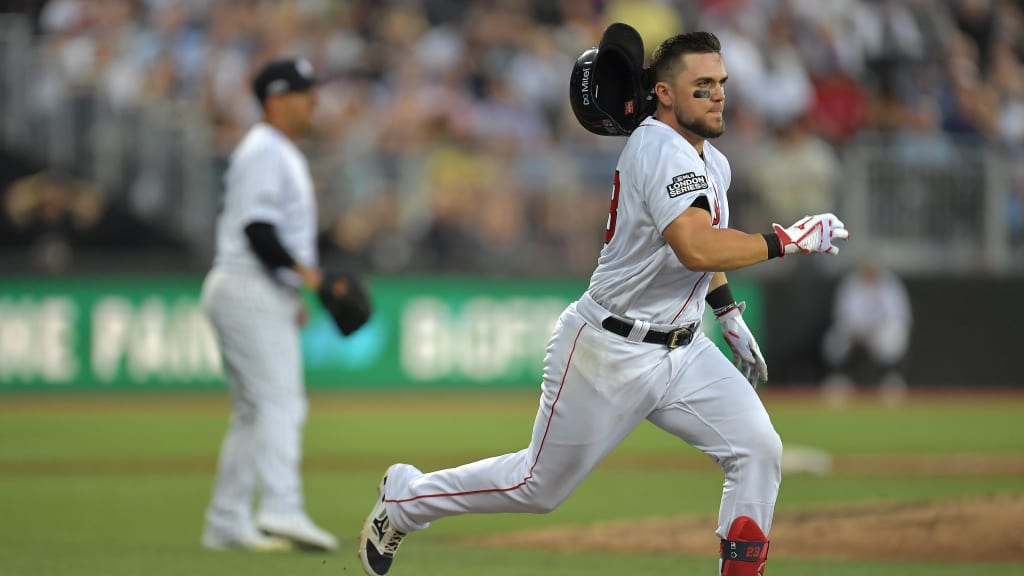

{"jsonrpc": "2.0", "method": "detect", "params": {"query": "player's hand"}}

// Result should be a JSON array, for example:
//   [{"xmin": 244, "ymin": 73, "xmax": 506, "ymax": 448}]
[
  {"xmin": 773, "ymin": 213, "xmax": 848, "ymax": 256},
  {"xmin": 293, "ymin": 264, "xmax": 324, "ymax": 291},
  {"xmin": 717, "ymin": 302, "xmax": 768, "ymax": 388}
]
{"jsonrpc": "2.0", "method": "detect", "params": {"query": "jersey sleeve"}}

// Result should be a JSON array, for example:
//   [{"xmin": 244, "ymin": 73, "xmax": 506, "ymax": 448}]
[
  {"xmin": 231, "ymin": 145, "xmax": 285, "ymax": 226},
  {"xmin": 643, "ymin": 142, "xmax": 713, "ymax": 234},
  {"xmin": 718, "ymin": 151, "xmax": 733, "ymax": 193}
]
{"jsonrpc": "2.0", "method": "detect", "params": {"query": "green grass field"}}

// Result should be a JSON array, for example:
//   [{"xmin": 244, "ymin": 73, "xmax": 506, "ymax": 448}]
[{"xmin": 1, "ymin": 389, "xmax": 1021, "ymax": 576}]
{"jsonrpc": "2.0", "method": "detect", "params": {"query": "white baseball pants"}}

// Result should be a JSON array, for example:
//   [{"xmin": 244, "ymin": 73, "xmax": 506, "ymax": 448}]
[
  {"xmin": 385, "ymin": 292, "xmax": 782, "ymax": 542},
  {"xmin": 200, "ymin": 266, "xmax": 309, "ymax": 533}
]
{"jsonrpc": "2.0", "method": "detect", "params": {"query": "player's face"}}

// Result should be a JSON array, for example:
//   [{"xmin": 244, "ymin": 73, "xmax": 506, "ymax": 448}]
[
  {"xmin": 671, "ymin": 53, "xmax": 728, "ymax": 139},
  {"xmin": 265, "ymin": 90, "xmax": 318, "ymax": 137},
  {"xmin": 273, "ymin": 90, "xmax": 317, "ymax": 134},
  {"xmin": 288, "ymin": 89, "xmax": 318, "ymax": 133}
]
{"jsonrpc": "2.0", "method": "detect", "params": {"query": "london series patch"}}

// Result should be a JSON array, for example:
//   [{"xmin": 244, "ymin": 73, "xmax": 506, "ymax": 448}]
[{"xmin": 666, "ymin": 172, "xmax": 709, "ymax": 198}]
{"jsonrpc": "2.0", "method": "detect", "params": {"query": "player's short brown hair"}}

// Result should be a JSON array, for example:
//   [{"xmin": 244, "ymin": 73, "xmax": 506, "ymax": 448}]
[{"xmin": 649, "ymin": 32, "xmax": 721, "ymax": 86}]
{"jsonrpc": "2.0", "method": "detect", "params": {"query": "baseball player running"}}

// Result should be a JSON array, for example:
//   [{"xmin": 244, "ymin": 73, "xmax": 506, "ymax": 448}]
[
  {"xmin": 200, "ymin": 57, "xmax": 338, "ymax": 552},
  {"xmin": 358, "ymin": 29, "xmax": 847, "ymax": 576}
]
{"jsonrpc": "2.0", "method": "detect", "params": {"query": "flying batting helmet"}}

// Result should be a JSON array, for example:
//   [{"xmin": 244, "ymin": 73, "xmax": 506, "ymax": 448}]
[{"xmin": 569, "ymin": 23, "xmax": 655, "ymax": 137}]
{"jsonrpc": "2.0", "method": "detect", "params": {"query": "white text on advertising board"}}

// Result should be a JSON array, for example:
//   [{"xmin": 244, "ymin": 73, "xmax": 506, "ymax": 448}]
[
  {"xmin": 400, "ymin": 297, "xmax": 567, "ymax": 382},
  {"xmin": 0, "ymin": 297, "xmax": 77, "ymax": 383}
]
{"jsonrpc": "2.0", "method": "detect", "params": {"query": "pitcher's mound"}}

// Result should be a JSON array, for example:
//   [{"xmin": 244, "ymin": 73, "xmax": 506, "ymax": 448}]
[{"xmin": 468, "ymin": 493, "xmax": 1024, "ymax": 563}]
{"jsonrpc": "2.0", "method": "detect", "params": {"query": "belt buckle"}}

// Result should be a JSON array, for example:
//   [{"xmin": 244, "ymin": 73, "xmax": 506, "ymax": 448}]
[{"xmin": 666, "ymin": 325, "xmax": 693, "ymax": 349}]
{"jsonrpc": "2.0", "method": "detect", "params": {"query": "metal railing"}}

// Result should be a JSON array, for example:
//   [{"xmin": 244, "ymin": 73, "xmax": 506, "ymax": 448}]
[
  {"xmin": 839, "ymin": 133, "xmax": 1019, "ymax": 275},
  {"xmin": 0, "ymin": 15, "xmax": 218, "ymax": 264}
]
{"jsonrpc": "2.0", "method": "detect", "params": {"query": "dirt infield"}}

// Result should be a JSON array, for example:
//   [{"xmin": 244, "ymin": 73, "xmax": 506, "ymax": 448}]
[{"xmin": 469, "ymin": 493, "xmax": 1024, "ymax": 563}]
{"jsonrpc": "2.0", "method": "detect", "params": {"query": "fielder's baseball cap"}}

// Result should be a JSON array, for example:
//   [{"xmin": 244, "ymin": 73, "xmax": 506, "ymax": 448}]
[{"xmin": 252, "ymin": 57, "xmax": 321, "ymax": 104}]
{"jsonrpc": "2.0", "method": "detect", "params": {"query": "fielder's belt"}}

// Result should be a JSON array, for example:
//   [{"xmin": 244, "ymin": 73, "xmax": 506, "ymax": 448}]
[{"xmin": 601, "ymin": 316, "xmax": 699, "ymax": 349}]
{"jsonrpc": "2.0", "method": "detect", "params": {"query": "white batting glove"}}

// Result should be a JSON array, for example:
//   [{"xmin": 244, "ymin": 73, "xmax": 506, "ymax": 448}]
[
  {"xmin": 773, "ymin": 213, "xmax": 849, "ymax": 256},
  {"xmin": 717, "ymin": 302, "xmax": 768, "ymax": 388}
]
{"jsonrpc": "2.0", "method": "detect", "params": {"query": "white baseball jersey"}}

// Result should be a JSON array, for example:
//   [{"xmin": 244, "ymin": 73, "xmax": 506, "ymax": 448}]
[
  {"xmin": 202, "ymin": 121, "xmax": 317, "ymax": 531},
  {"xmin": 588, "ymin": 117, "xmax": 731, "ymax": 326},
  {"xmin": 213, "ymin": 122, "xmax": 318, "ymax": 285},
  {"xmin": 381, "ymin": 116, "xmax": 781, "ymax": 550}
]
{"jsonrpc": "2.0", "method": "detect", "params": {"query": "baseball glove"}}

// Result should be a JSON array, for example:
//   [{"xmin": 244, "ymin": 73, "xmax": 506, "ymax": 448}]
[{"xmin": 318, "ymin": 269, "xmax": 372, "ymax": 336}]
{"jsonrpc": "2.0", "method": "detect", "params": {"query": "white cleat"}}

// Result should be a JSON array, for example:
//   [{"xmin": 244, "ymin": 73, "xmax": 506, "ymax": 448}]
[
  {"xmin": 257, "ymin": 513, "xmax": 339, "ymax": 552},
  {"xmin": 359, "ymin": 465, "xmax": 409, "ymax": 576},
  {"xmin": 201, "ymin": 526, "xmax": 292, "ymax": 552}
]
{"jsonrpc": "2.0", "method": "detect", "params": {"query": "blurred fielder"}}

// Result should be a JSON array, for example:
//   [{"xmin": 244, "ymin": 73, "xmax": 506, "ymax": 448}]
[
  {"xmin": 822, "ymin": 260, "xmax": 912, "ymax": 405},
  {"xmin": 200, "ymin": 57, "xmax": 352, "ymax": 553},
  {"xmin": 358, "ymin": 26, "xmax": 848, "ymax": 576}
]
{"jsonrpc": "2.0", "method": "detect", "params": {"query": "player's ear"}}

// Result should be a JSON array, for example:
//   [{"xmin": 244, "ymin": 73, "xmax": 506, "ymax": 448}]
[{"xmin": 654, "ymin": 81, "xmax": 674, "ymax": 107}]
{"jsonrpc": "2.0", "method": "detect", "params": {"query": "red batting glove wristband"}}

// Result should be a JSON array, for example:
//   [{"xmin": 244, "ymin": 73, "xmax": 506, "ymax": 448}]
[{"xmin": 772, "ymin": 222, "xmax": 799, "ymax": 255}]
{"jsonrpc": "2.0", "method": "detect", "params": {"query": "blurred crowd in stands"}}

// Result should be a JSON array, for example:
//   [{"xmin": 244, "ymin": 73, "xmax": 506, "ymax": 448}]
[{"xmin": 3, "ymin": 0, "xmax": 1023, "ymax": 275}]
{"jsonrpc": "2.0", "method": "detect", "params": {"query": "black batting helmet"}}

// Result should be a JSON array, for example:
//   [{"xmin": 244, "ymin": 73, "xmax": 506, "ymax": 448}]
[{"xmin": 569, "ymin": 23, "xmax": 655, "ymax": 137}]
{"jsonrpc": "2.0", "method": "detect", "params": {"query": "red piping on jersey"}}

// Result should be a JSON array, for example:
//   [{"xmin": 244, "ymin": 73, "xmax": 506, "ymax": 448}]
[
  {"xmin": 672, "ymin": 272, "xmax": 708, "ymax": 324},
  {"xmin": 710, "ymin": 181, "xmax": 722, "ymax": 226},
  {"xmin": 386, "ymin": 322, "xmax": 589, "ymax": 505}
]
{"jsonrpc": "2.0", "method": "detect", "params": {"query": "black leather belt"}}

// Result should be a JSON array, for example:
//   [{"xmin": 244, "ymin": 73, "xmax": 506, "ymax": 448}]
[{"xmin": 601, "ymin": 316, "xmax": 699, "ymax": 349}]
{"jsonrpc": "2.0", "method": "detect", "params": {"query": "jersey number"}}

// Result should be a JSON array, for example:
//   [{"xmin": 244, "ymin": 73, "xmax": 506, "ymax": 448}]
[{"xmin": 605, "ymin": 170, "xmax": 621, "ymax": 243}]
